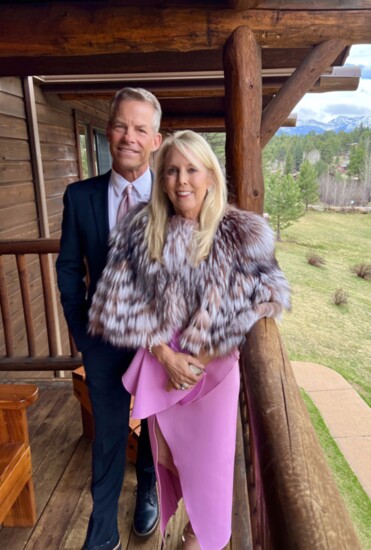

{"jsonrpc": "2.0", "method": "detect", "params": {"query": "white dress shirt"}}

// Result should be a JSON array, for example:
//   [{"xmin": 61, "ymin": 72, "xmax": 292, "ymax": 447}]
[{"xmin": 108, "ymin": 167, "xmax": 152, "ymax": 230}]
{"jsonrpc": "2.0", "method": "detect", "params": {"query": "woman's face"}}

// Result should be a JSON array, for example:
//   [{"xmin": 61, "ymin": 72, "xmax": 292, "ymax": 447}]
[{"xmin": 163, "ymin": 146, "xmax": 212, "ymax": 220}]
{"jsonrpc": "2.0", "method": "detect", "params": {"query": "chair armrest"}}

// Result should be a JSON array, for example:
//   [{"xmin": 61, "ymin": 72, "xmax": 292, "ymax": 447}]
[{"xmin": 0, "ymin": 384, "xmax": 39, "ymax": 410}]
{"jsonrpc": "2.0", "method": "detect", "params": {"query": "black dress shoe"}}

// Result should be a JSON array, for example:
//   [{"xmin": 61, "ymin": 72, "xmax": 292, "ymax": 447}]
[
  {"xmin": 82, "ymin": 533, "xmax": 121, "ymax": 550},
  {"xmin": 133, "ymin": 486, "xmax": 159, "ymax": 537}
]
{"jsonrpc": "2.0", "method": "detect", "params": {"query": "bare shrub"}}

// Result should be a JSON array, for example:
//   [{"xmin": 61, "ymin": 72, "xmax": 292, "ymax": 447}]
[
  {"xmin": 306, "ymin": 250, "xmax": 325, "ymax": 267},
  {"xmin": 332, "ymin": 288, "xmax": 348, "ymax": 306},
  {"xmin": 351, "ymin": 263, "xmax": 371, "ymax": 280}
]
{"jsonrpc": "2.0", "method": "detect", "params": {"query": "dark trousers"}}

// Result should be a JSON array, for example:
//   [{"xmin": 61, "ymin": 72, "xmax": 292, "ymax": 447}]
[{"xmin": 82, "ymin": 341, "xmax": 155, "ymax": 546}]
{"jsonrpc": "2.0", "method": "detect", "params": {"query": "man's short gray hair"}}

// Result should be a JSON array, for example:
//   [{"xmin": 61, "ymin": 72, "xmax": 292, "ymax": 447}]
[{"xmin": 108, "ymin": 87, "xmax": 162, "ymax": 132}]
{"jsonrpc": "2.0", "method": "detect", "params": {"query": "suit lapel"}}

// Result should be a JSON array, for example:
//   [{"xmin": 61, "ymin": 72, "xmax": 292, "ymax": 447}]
[{"xmin": 90, "ymin": 171, "xmax": 110, "ymax": 246}]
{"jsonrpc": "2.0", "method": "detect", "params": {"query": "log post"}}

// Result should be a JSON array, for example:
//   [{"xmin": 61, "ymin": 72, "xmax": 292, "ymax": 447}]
[{"xmin": 223, "ymin": 26, "xmax": 263, "ymax": 213}]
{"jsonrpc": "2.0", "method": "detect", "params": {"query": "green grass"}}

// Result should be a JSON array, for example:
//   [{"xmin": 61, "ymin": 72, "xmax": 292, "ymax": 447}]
[
  {"xmin": 276, "ymin": 211, "xmax": 371, "ymax": 406},
  {"xmin": 301, "ymin": 390, "xmax": 371, "ymax": 549}
]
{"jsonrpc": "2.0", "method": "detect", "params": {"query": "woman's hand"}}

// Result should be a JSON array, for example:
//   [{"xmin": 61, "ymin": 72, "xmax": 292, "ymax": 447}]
[{"xmin": 151, "ymin": 343, "xmax": 204, "ymax": 392}]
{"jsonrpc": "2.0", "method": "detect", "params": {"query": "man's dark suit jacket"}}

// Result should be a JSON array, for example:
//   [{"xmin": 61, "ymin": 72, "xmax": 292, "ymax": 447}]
[{"xmin": 56, "ymin": 170, "xmax": 112, "ymax": 352}]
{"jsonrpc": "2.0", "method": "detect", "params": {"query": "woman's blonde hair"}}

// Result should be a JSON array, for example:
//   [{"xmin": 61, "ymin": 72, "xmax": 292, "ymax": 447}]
[{"xmin": 143, "ymin": 130, "xmax": 227, "ymax": 265}]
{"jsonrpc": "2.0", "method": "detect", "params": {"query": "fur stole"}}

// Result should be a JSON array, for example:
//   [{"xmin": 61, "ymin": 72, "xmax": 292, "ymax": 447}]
[{"xmin": 88, "ymin": 205, "xmax": 290, "ymax": 356}]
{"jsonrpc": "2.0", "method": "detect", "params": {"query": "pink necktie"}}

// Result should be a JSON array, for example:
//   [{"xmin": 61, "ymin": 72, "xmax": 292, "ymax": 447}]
[{"xmin": 116, "ymin": 184, "xmax": 135, "ymax": 224}]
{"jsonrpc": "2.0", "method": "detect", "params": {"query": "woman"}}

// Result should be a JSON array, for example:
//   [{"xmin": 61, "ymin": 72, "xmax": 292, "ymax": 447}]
[{"xmin": 89, "ymin": 130, "xmax": 290, "ymax": 550}]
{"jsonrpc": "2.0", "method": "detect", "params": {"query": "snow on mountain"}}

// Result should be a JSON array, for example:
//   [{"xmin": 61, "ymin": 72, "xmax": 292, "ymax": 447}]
[{"xmin": 277, "ymin": 115, "xmax": 371, "ymax": 136}]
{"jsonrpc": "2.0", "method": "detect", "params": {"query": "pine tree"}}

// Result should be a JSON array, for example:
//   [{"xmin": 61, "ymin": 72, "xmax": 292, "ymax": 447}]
[
  {"xmin": 284, "ymin": 149, "xmax": 294, "ymax": 175},
  {"xmin": 297, "ymin": 160, "xmax": 319, "ymax": 211},
  {"xmin": 348, "ymin": 143, "xmax": 365, "ymax": 178},
  {"xmin": 265, "ymin": 173, "xmax": 303, "ymax": 241}
]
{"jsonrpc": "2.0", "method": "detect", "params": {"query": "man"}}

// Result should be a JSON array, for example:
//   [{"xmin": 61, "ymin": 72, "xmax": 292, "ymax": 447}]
[{"xmin": 56, "ymin": 88, "xmax": 162, "ymax": 550}]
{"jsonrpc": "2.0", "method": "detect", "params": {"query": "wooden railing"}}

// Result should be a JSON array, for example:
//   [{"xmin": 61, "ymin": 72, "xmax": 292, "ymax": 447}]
[
  {"xmin": 240, "ymin": 319, "xmax": 362, "ymax": 550},
  {"xmin": 0, "ymin": 239, "xmax": 363, "ymax": 549},
  {"xmin": 0, "ymin": 239, "xmax": 81, "ymax": 371}
]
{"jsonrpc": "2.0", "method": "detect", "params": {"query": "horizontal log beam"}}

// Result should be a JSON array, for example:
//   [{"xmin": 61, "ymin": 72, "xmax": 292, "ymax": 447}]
[
  {"xmin": 0, "ymin": 7, "xmax": 370, "ymax": 60},
  {"xmin": 0, "ymin": 49, "xmax": 349, "ymax": 78},
  {"xmin": 43, "ymin": 66, "xmax": 359, "ymax": 99},
  {"xmin": 0, "ymin": 357, "xmax": 82, "ymax": 371},
  {"xmin": 0, "ymin": 239, "xmax": 60, "ymax": 255},
  {"xmin": 229, "ymin": 0, "xmax": 262, "ymax": 9},
  {"xmin": 258, "ymin": 1, "xmax": 370, "ymax": 8},
  {"xmin": 160, "ymin": 114, "xmax": 297, "ymax": 131}
]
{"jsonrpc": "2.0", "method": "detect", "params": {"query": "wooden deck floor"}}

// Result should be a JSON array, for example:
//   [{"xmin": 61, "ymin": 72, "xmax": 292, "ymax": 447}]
[{"xmin": 0, "ymin": 380, "xmax": 252, "ymax": 550}]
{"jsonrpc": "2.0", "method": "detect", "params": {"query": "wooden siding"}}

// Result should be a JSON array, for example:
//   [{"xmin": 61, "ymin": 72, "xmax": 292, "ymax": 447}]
[
  {"xmin": 0, "ymin": 77, "xmax": 110, "ymax": 361},
  {"xmin": 33, "ymin": 85, "xmax": 79, "ymax": 239},
  {"xmin": 0, "ymin": 78, "xmax": 38, "ymax": 241}
]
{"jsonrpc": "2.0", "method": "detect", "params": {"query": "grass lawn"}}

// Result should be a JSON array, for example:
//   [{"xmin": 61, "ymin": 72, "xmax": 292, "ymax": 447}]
[
  {"xmin": 302, "ymin": 390, "xmax": 371, "ymax": 549},
  {"xmin": 275, "ymin": 210, "xmax": 371, "ymax": 406}
]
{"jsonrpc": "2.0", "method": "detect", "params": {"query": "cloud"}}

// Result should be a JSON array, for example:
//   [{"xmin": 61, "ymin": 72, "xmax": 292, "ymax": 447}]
[
  {"xmin": 324, "ymin": 102, "xmax": 371, "ymax": 117},
  {"xmin": 295, "ymin": 44, "xmax": 371, "ymax": 123},
  {"xmin": 346, "ymin": 45, "xmax": 371, "ymax": 68}
]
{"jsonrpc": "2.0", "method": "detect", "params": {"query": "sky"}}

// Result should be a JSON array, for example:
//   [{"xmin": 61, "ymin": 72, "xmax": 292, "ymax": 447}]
[{"xmin": 295, "ymin": 45, "xmax": 371, "ymax": 124}]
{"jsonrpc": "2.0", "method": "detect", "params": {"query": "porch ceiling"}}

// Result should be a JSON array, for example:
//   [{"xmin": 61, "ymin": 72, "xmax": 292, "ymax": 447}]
[{"xmin": 0, "ymin": 1, "xmax": 370, "ymax": 124}]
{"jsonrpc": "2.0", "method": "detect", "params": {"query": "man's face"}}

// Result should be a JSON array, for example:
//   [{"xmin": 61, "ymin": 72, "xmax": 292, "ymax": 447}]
[{"xmin": 106, "ymin": 99, "xmax": 162, "ymax": 181}]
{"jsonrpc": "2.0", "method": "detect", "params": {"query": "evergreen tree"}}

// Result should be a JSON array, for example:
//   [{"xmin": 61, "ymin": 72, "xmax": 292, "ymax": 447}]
[
  {"xmin": 265, "ymin": 173, "xmax": 303, "ymax": 241},
  {"xmin": 297, "ymin": 160, "xmax": 319, "ymax": 211},
  {"xmin": 284, "ymin": 149, "xmax": 294, "ymax": 175},
  {"xmin": 348, "ymin": 143, "xmax": 365, "ymax": 178},
  {"xmin": 292, "ymin": 139, "xmax": 304, "ymax": 171},
  {"xmin": 200, "ymin": 132, "xmax": 225, "ymax": 168}
]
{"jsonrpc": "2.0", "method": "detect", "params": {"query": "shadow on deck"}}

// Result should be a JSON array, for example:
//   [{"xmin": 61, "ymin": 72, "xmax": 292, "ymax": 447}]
[{"xmin": 0, "ymin": 380, "xmax": 252, "ymax": 550}]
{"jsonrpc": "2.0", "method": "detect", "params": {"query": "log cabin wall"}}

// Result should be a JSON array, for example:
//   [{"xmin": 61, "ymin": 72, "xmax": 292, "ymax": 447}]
[
  {"xmin": 0, "ymin": 77, "xmax": 43, "ymax": 358},
  {"xmin": 0, "ymin": 77, "xmax": 38, "ymax": 241},
  {"xmin": 0, "ymin": 77, "xmax": 110, "ymax": 361},
  {"xmin": 33, "ymin": 84, "xmax": 79, "ymax": 238}
]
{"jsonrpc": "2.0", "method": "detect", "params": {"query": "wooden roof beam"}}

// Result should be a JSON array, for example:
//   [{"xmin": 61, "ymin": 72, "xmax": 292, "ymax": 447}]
[
  {"xmin": 160, "ymin": 114, "xmax": 297, "ymax": 131},
  {"xmin": 260, "ymin": 39, "xmax": 348, "ymax": 148},
  {"xmin": 40, "ymin": 65, "xmax": 360, "ymax": 99},
  {"xmin": 0, "ymin": 6, "xmax": 370, "ymax": 57},
  {"xmin": 0, "ymin": 49, "xmax": 349, "ymax": 77},
  {"xmin": 228, "ymin": 0, "xmax": 262, "ymax": 9}
]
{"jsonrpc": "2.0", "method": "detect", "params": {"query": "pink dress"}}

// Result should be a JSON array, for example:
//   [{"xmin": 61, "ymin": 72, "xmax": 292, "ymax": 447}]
[{"xmin": 122, "ymin": 337, "xmax": 240, "ymax": 550}]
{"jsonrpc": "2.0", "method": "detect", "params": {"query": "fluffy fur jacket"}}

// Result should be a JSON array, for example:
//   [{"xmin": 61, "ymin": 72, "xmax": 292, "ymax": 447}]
[{"xmin": 89, "ymin": 205, "xmax": 291, "ymax": 356}]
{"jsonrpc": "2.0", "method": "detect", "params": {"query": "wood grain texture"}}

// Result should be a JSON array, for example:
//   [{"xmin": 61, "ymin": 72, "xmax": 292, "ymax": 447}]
[
  {"xmin": 0, "ymin": 6, "xmax": 370, "ymax": 61},
  {"xmin": 0, "ymin": 383, "xmax": 38, "ymax": 527},
  {"xmin": 229, "ymin": 0, "xmax": 262, "ymax": 8},
  {"xmin": 16, "ymin": 255, "xmax": 36, "ymax": 357},
  {"xmin": 223, "ymin": 26, "xmax": 264, "ymax": 213},
  {"xmin": 240, "ymin": 318, "xmax": 362, "ymax": 550}
]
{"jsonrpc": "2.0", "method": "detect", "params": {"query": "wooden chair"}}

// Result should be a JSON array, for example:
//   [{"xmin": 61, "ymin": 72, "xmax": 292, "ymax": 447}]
[
  {"xmin": 0, "ymin": 383, "xmax": 38, "ymax": 526},
  {"xmin": 72, "ymin": 367, "xmax": 141, "ymax": 464}
]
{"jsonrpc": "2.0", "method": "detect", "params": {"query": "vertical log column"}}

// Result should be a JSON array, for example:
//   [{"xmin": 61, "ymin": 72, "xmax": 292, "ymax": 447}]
[
  {"xmin": 223, "ymin": 25, "xmax": 265, "ymax": 549},
  {"xmin": 223, "ymin": 26, "xmax": 263, "ymax": 213}
]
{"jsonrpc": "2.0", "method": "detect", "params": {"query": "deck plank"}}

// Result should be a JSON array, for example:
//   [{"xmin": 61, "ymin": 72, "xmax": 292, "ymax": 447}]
[
  {"xmin": 0, "ymin": 381, "xmax": 251, "ymax": 550},
  {"xmin": 0, "ymin": 386, "xmax": 83, "ymax": 549},
  {"xmin": 24, "ymin": 437, "xmax": 91, "ymax": 549}
]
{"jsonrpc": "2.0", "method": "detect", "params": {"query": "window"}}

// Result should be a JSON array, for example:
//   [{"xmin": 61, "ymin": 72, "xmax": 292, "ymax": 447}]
[
  {"xmin": 76, "ymin": 117, "xmax": 111, "ymax": 178},
  {"xmin": 78, "ymin": 124, "xmax": 92, "ymax": 179},
  {"xmin": 94, "ymin": 130, "xmax": 111, "ymax": 174}
]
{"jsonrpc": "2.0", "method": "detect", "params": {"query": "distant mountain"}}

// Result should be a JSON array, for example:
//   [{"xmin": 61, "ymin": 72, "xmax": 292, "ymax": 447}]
[{"xmin": 278, "ymin": 115, "xmax": 371, "ymax": 136}]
